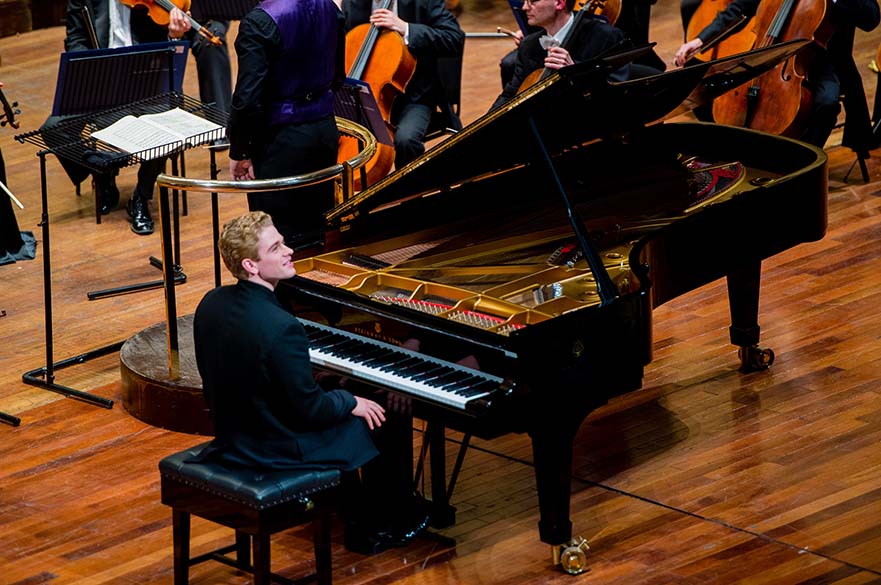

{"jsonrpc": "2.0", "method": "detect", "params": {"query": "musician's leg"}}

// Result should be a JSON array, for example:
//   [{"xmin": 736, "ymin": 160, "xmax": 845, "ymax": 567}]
[
  {"xmin": 40, "ymin": 114, "xmax": 119, "ymax": 213},
  {"xmin": 801, "ymin": 60, "xmax": 841, "ymax": 149},
  {"xmin": 391, "ymin": 98, "xmax": 432, "ymax": 169},
  {"xmin": 0, "ymin": 146, "xmax": 25, "ymax": 256},
  {"xmin": 248, "ymin": 119, "xmax": 337, "ymax": 245},
  {"xmin": 191, "ymin": 21, "xmax": 232, "ymax": 116},
  {"xmin": 126, "ymin": 158, "xmax": 165, "ymax": 235}
]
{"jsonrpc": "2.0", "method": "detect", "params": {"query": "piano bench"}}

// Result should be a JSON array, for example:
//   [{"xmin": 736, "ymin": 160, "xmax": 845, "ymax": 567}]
[{"xmin": 159, "ymin": 441, "xmax": 340, "ymax": 585}]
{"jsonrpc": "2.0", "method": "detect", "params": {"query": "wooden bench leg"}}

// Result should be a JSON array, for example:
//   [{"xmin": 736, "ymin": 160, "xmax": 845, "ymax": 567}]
[
  {"xmin": 172, "ymin": 509, "xmax": 191, "ymax": 585},
  {"xmin": 313, "ymin": 509, "xmax": 332, "ymax": 585},
  {"xmin": 252, "ymin": 533, "xmax": 271, "ymax": 585},
  {"xmin": 235, "ymin": 531, "xmax": 250, "ymax": 570}
]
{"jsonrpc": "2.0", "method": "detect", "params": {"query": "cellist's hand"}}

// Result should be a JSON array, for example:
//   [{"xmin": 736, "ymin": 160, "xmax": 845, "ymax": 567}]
[
  {"xmin": 167, "ymin": 7, "xmax": 191, "ymax": 38},
  {"xmin": 544, "ymin": 46, "xmax": 574, "ymax": 70},
  {"xmin": 369, "ymin": 8, "xmax": 407, "ymax": 36},
  {"xmin": 674, "ymin": 38, "xmax": 703, "ymax": 68}
]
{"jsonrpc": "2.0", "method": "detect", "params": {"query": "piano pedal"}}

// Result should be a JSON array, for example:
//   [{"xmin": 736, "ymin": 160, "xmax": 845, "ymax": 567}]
[
  {"xmin": 737, "ymin": 344, "xmax": 775, "ymax": 372},
  {"xmin": 552, "ymin": 537, "xmax": 590, "ymax": 575}
]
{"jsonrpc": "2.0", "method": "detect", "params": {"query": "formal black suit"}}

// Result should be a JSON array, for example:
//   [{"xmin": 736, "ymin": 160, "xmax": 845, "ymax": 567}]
[
  {"xmin": 492, "ymin": 15, "xmax": 629, "ymax": 110},
  {"xmin": 344, "ymin": 0, "xmax": 465, "ymax": 167},
  {"xmin": 696, "ymin": 0, "xmax": 880, "ymax": 150},
  {"xmin": 193, "ymin": 280, "xmax": 379, "ymax": 471}
]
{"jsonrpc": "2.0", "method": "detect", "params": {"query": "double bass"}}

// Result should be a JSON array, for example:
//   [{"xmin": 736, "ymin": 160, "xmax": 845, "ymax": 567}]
[
  {"xmin": 338, "ymin": 0, "xmax": 416, "ymax": 190},
  {"xmin": 711, "ymin": 0, "xmax": 832, "ymax": 136}
]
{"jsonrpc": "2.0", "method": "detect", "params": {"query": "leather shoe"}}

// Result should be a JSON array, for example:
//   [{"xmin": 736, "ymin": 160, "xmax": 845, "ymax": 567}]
[
  {"xmin": 344, "ymin": 526, "xmax": 413, "ymax": 555},
  {"xmin": 126, "ymin": 193, "xmax": 153, "ymax": 235},
  {"xmin": 93, "ymin": 173, "xmax": 119, "ymax": 215}
]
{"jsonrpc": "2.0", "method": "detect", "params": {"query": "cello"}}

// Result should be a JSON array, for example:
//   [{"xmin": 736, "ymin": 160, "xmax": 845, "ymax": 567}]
[
  {"xmin": 711, "ymin": 0, "xmax": 832, "ymax": 136},
  {"xmin": 684, "ymin": 0, "xmax": 754, "ymax": 62},
  {"xmin": 338, "ymin": 0, "xmax": 416, "ymax": 190},
  {"xmin": 516, "ymin": 0, "xmax": 618, "ymax": 94}
]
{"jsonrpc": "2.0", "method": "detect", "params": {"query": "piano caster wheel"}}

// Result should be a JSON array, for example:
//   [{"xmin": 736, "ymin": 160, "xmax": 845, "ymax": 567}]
[
  {"xmin": 738, "ymin": 345, "xmax": 775, "ymax": 372},
  {"xmin": 552, "ymin": 537, "xmax": 590, "ymax": 575}
]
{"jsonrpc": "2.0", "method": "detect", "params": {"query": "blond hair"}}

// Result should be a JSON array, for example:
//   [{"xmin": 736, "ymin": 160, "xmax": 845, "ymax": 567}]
[{"xmin": 218, "ymin": 211, "xmax": 274, "ymax": 280}]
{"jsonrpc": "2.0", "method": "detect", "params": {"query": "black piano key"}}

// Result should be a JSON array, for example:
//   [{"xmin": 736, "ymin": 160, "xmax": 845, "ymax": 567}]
[
  {"xmin": 426, "ymin": 371, "xmax": 469, "ymax": 387},
  {"xmin": 384, "ymin": 360, "xmax": 432, "ymax": 375},
  {"xmin": 411, "ymin": 366, "xmax": 453, "ymax": 382}
]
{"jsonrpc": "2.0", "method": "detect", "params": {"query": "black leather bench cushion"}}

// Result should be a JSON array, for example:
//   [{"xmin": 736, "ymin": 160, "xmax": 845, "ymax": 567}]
[{"xmin": 159, "ymin": 442, "xmax": 341, "ymax": 510}]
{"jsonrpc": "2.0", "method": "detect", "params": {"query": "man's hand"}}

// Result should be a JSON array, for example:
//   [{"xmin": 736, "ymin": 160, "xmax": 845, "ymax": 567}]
[
  {"xmin": 230, "ymin": 157, "xmax": 255, "ymax": 180},
  {"xmin": 512, "ymin": 29, "xmax": 524, "ymax": 48},
  {"xmin": 674, "ymin": 38, "xmax": 703, "ymax": 68},
  {"xmin": 352, "ymin": 396, "xmax": 386, "ymax": 430},
  {"xmin": 543, "ymin": 46, "xmax": 574, "ymax": 70},
  {"xmin": 369, "ymin": 8, "xmax": 407, "ymax": 36},
  {"xmin": 167, "ymin": 8, "xmax": 192, "ymax": 38}
]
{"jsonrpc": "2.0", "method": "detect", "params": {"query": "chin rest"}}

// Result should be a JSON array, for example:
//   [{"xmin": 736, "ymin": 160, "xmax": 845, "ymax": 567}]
[{"xmin": 159, "ymin": 441, "xmax": 340, "ymax": 585}]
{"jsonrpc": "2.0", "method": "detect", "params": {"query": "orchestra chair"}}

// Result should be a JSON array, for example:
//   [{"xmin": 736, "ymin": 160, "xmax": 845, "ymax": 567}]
[
  {"xmin": 424, "ymin": 53, "xmax": 463, "ymax": 142},
  {"xmin": 159, "ymin": 442, "xmax": 340, "ymax": 585}
]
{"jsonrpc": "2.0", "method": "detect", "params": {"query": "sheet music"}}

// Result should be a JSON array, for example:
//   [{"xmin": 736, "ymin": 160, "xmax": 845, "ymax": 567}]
[{"xmin": 90, "ymin": 107, "xmax": 223, "ymax": 159}]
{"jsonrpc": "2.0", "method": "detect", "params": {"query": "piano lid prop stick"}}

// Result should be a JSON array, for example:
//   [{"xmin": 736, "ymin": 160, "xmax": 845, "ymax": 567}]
[{"xmin": 0, "ymin": 179, "xmax": 24, "ymax": 210}]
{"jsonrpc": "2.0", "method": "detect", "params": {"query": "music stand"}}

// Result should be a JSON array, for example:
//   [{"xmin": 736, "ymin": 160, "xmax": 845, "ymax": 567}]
[
  {"xmin": 15, "ymin": 44, "xmax": 227, "ymax": 411},
  {"xmin": 334, "ymin": 78, "xmax": 392, "ymax": 188},
  {"xmin": 189, "ymin": 0, "xmax": 259, "ymax": 21}
]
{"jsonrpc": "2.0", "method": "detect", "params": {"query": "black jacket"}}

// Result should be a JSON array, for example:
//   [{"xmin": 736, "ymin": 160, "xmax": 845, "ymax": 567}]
[{"xmin": 193, "ymin": 280, "xmax": 378, "ymax": 470}]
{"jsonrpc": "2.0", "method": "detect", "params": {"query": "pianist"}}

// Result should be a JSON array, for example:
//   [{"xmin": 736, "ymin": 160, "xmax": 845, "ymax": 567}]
[
  {"xmin": 491, "ymin": 0, "xmax": 630, "ymax": 110},
  {"xmin": 192, "ymin": 211, "xmax": 426, "ymax": 554}
]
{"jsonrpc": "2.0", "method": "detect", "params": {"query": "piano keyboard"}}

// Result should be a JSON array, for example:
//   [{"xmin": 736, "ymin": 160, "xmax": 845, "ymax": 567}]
[{"xmin": 301, "ymin": 319, "xmax": 506, "ymax": 411}]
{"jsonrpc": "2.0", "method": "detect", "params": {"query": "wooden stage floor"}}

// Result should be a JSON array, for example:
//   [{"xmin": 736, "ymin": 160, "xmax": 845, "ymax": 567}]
[{"xmin": 2, "ymin": 0, "xmax": 881, "ymax": 582}]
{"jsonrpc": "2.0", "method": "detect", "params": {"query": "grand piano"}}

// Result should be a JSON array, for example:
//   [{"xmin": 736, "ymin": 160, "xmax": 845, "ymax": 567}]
[{"xmin": 277, "ymin": 41, "xmax": 828, "ymax": 571}]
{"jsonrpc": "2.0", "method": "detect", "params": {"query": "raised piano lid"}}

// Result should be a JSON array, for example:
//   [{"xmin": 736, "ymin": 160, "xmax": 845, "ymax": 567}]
[{"xmin": 326, "ymin": 39, "xmax": 810, "ymax": 226}]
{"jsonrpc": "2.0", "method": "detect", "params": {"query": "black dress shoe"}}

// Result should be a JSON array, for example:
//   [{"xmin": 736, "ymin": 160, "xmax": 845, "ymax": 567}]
[
  {"xmin": 126, "ymin": 194, "xmax": 153, "ymax": 235},
  {"xmin": 344, "ymin": 527, "xmax": 413, "ymax": 555},
  {"xmin": 93, "ymin": 173, "xmax": 119, "ymax": 215}
]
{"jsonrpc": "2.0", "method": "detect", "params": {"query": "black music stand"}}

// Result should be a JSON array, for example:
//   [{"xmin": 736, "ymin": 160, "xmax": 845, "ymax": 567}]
[
  {"xmin": 15, "ymin": 45, "xmax": 226, "ymax": 411},
  {"xmin": 189, "ymin": 0, "xmax": 259, "ymax": 21},
  {"xmin": 334, "ymin": 79, "xmax": 392, "ymax": 188}
]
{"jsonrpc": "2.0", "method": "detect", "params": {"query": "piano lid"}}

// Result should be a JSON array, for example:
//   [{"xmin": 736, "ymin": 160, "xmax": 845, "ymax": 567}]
[{"xmin": 327, "ymin": 39, "xmax": 809, "ymax": 225}]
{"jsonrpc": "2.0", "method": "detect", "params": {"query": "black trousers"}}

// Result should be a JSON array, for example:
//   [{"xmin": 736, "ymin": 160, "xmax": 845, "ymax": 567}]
[{"xmin": 248, "ymin": 116, "xmax": 339, "ymax": 245}]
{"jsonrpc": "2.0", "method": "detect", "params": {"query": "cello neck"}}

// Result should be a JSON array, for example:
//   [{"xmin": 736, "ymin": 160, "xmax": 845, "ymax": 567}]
[
  {"xmin": 349, "ymin": 0, "xmax": 395, "ymax": 79},
  {"xmin": 760, "ymin": 0, "xmax": 798, "ymax": 47}
]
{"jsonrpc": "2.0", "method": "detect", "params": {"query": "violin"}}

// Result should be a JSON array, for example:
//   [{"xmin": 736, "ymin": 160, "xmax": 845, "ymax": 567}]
[
  {"xmin": 118, "ymin": 0, "xmax": 223, "ymax": 46},
  {"xmin": 338, "ymin": 0, "xmax": 416, "ymax": 189},
  {"xmin": 711, "ymin": 0, "xmax": 831, "ymax": 136},
  {"xmin": 0, "ymin": 87, "xmax": 20, "ymax": 130}
]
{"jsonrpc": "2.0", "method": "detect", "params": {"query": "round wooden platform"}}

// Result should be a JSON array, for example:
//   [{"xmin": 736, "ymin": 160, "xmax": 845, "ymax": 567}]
[{"xmin": 120, "ymin": 315, "xmax": 213, "ymax": 435}]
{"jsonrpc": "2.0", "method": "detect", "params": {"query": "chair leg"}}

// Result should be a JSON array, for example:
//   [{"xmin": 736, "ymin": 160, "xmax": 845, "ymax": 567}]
[
  {"xmin": 313, "ymin": 509, "xmax": 333, "ymax": 585},
  {"xmin": 235, "ymin": 530, "xmax": 251, "ymax": 570},
  {"xmin": 252, "ymin": 532, "xmax": 271, "ymax": 585},
  {"xmin": 172, "ymin": 509, "xmax": 191, "ymax": 585}
]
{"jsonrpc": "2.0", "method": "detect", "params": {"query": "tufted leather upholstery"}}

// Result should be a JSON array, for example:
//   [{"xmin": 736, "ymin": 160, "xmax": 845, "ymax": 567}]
[
  {"xmin": 158, "ymin": 441, "xmax": 341, "ymax": 510},
  {"xmin": 159, "ymin": 441, "xmax": 339, "ymax": 584}
]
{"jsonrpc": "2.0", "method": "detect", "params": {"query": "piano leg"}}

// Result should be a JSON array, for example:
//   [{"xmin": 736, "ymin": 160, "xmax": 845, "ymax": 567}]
[
  {"xmin": 530, "ymin": 423, "xmax": 592, "ymax": 574},
  {"xmin": 426, "ymin": 421, "xmax": 457, "ymax": 528},
  {"xmin": 727, "ymin": 261, "xmax": 775, "ymax": 371}
]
